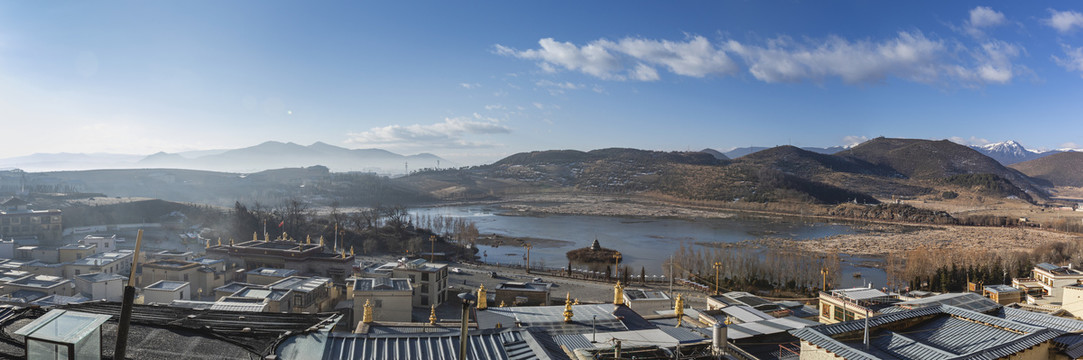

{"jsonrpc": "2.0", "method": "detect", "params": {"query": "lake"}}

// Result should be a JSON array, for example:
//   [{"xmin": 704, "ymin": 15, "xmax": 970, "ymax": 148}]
[{"xmin": 412, "ymin": 205, "xmax": 888, "ymax": 289}]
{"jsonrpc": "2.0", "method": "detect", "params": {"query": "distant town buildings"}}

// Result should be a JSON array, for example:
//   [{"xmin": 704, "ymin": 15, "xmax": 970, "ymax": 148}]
[
  {"xmin": 204, "ymin": 237, "xmax": 354, "ymax": 283},
  {"xmin": 0, "ymin": 198, "xmax": 61, "ymax": 245}
]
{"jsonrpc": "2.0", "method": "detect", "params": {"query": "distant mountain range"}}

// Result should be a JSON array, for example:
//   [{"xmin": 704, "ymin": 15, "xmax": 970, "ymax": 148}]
[
  {"xmin": 1010, "ymin": 152, "xmax": 1083, "ymax": 188},
  {"xmin": 723, "ymin": 139, "xmax": 1077, "ymax": 166},
  {"xmin": 0, "ymin": 142, "xmax": 450, "ymax": 174},
  {"xmin": 723, "ymin": 146, "xmax": 848, "ymax": 159}
]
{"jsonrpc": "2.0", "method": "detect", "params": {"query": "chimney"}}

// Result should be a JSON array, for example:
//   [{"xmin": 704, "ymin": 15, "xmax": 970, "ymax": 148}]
[{"xmin": 712, "ymin": 322, "xmax": 728, "ymax": 355}]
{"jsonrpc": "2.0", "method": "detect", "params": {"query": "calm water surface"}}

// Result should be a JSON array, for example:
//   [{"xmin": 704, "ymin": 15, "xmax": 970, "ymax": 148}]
[{"xmin": 412, "ymin": 205, "xmax": 888, "ymax": 288}]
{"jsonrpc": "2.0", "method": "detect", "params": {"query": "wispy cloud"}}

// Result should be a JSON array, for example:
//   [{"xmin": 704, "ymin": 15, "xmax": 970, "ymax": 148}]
[
  {"xmin": 495, "ymin": 35, "xmax": 737, "ymax": 81},
  {"xmin": 948, "ymin": 136, "xmax": 991, "ymax": 146},
  {"xmin": 460, "ymin": 83, "xmax": 481, "ymax": 89},
  {"xmin": 499, "ymin": 28, "xmax": 1023, "ymax": 87},
  {"xmin": 963, "ymin": 6, "xmax": 1006, "ymax": 38},
  {"xmin": 495, "ymin": 39, "xmax": 623, "ymax": 79},
  {"xmin": 606, "ymin": 35, "xmax": 739, "ymax": 77},
  {"xmin": 1045, "ymin": 9, "xmax": 1083, "ymax": 33},
  {"xmin": 842, "ymin": 136, "xmax": 869, "ymax": 147},
  {"xmin": 1053, "ymin": 44, "xmax": 1083, "ymax": 76},
  {"xmin": 535, "ymin": 80, "xmax": 583, "ymax": 95},
  {"xmin": 346, "ymin": 117, "xmax": 510, "ymax": 149}
]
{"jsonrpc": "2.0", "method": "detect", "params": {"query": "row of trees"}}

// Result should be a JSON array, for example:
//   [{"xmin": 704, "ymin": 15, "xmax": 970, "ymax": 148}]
[
  {"xmin": 230, "ymin": 201, "xmax": 482, "ymax": 259},
  {"xmin": 665, "ymin": 243, "xmax": 841, "ymax": 294}
]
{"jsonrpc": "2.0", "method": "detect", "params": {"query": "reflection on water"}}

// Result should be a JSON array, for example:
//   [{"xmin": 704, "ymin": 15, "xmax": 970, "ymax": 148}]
[{"xmin": 413, "ymin": 205, "xmax": 890, "ymax": 288}]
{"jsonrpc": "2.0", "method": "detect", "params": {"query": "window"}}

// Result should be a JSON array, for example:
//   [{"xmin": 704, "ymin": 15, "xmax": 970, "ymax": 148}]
[
  {"xmin": 422, "ymin": 273, "xmax": 429, "ymax": 282},
  {"xmin": 421, "ymin": 296, "xmax": 429, "ymax": 306},
  {"xmin": 821, "ymin": 304, "xmax": 831, "ymax": 318},
  {"xmin": 834, "ymin": 306, "xmax": 845, "ymax": 321},
  {"xmin": 421, "ymin": 284, "xmax": 429, "ymax": 293},
  {"xmin": 374, "ymin": 299, "xmax": 383, "ymax": 308}
]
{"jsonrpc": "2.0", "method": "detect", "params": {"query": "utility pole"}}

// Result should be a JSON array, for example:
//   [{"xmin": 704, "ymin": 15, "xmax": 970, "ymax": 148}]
[
  {"xmin": 430, "ymin": 235, "xmax": 436, "ymax": 263},
  {"xmin": 612, "ymin": 251, "xmax": 622, "ymax": 282},
  {"xmin": 115, "ymin": 229, "xmax": 145, "ymax": 360},
  {"xmin": 669, "ymin": 256, "xmax": 674, "ymax": 294},
  {"xmin": 821, "ymin": 267, "xmax": 829, "ymax": 292},
  {"xmin": 524, "ymin": 243, "xmax": 532, "ymax": 274},
  {"xmin": 713, "ymin": 262, "xmax": 723, "ymax": 295}
]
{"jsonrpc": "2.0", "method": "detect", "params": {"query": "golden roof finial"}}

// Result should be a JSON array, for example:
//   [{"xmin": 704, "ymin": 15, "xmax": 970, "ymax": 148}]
[
  {"xmin": 500, "ymin": 300, "xmax": 506, "ymax": 307},
  {"xmin": 216, "ymin": 237, "xmax": 221, "ymax": 247},
  {"xmin": 229, "ymin": 238, "xmax": 234, "ymax": 246},
  {"xmin": 253, "ymin": 232, "xmax": 258, "ymax": 242},
  {"xmin": 428, "ymin": 304, "xmax": 438, "ymax": 325},
  {"xmin": 306, "ymin": 235, "xmax": 311, "ymax": 244},
  {"xmin": 675, "ymin": 293, "xmax": 685, "ymax": 327},
  {"xmin": 319, "ymin": 236, "xmax": 324, "ymax": 247},
  {"xmin": 477, "ymin": 284, "xmax": 488, "ymax": 310},
  {"xmin": 362, "ymin": 299, "xmax": 374, "ymax": 324},
  {"xmin": 350, "ymin": 246, "xmax": 355, "ymax": 257},
  {"xmin": 563, "ymin": 292, "xmax": 574, "ymax": 323},
  {"xmin": 614, "ymin": 280, "xmax": 625, "ymax": 305}
]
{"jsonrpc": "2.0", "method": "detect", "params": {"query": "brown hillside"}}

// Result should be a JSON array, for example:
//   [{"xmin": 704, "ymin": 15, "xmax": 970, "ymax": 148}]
[{"xmin": 1011, "ymin": 152, "xmax": 1083, "ymax": 187}]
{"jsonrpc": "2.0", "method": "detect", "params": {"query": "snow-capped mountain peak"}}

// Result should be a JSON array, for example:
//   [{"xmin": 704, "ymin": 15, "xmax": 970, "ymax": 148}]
[{"xmin": 979, "ymin": 140, "xmax": 1037, "ymax": 156}]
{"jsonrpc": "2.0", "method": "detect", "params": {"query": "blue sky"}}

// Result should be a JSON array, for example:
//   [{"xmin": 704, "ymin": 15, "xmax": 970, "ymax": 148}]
[{"xmin": 2, "ymin": 1, "xmax": 1083, "ymax": 165}]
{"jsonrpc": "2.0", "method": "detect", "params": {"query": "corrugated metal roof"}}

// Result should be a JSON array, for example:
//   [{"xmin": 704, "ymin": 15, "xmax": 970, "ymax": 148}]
[
  {"xmin": 790, "ymin": 305, "xmax": 1067, "ymax": 360},
  {"xmin": 320, "ymin": 328, "xmax": 555, "ymax": 360},
  {"xmin": 866, "ymin": 331, "xmax": 956, "ymax": 360},
  {"xmin": 995, "ymin": 307, "xmax": 1083, "ymax": 332}
]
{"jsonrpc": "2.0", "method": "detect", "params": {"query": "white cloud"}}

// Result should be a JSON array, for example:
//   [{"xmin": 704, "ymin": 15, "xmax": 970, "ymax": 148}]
[
  {"xmin": 607, "ymin": 35, "xmax": 739, "ymax": 77},
  {"xmin": 966, "ymin": 40, "xmax": 1023, "ymax": 84},
  {"xmin": 495, "ymin": 39, "xmax": 623, "ymax": 79},
  {"xmin": 1053, "ymin": 44, "xmax": 1083, "ymax": 76},
  {"xmin": 631, "ymin": 63, "xmax": 660, "ymax": 81},
  {"xmin": 535, "ymin": 80, "xmax": 584, "ymax": 95},
  {"xmin": 460, "ymin": 83, "xmax": 481, "ymax": 89},
  {"xmin": 948, "ymin": 136, "xmax": 991, "ymax": 146},
  {"xmin": 532, "ymin": 102, "xmax": 544, "ymax": 109},
  {"xmin": 535, "ymin": 80, "xmax": 582, "ymax": 90},
  {"xmin": 842, "ymin": 136, "xmax": 869, "ymax": 147},
  {"xmin": 1046, "ymin": 9, "xmax": 1083, "ymax": 34},
  {"xmin": 346, "ymin": 117, "xmax": 510, "ymax": 149},
  {"xmin": 1060, "ymin": 142, "xmax": 1082, "ymax": 150},
  {"xmin": 963, "ymin": 6, "xmax": 1006, "ymax": 37},
  {"xmin": 725, "ymin": 32, "xmax": 944, "ymax": 84},
  {"xmin": 496, "ymin": 35, "xmax": 737, "ymax": 81},
  {"xmin": 484, "ymin": 104, "xmax": 505, "ymax": 110},
  {"xmin": 726, "ymin": 32, "xmax": 1024, "ymax": 86}
]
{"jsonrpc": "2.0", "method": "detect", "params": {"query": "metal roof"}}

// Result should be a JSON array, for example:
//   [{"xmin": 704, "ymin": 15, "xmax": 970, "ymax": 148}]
[
  {"xmin": 270, "ymin": 276, "xmax": 330, "ymax": 293},
  {"xmin": 994, "ymin": 307, "xmax": 1083, "ymax": 332},
  {"xmin": 146, "ymin": 280, "xmax": 187, "ymax": 291},
  {"xmin": 727, "ymin": 317, "xmax": 819, "ymax": 340},
  {"xmin": 315, "ymin": 328, "xmax": 555, "ymax": 360},
  {"xmin": 353, "ymin": 277, "xmax": 412, "ymax": 291},
  {"xmin": 248, "ymin": 267, "xmax": 298, "ymax": 277},
  {"xmin": 718, "ymin": 304, "xmax": 774, "ymax": 323},
  {"xmin": 210, "ymin": 301, "xmax": 269, "ymax": 312},
  {"xmin": 983, "ymin": 284, "xmax": 1020, "ymax": 293},
  {"xmin": 832, "ymin": 287, "xmax": 891, "ymax": 301},
  {"xmin": 75, "ymin": 272, "xmax": 127, "ymax": 283},
  {"xmin": 790, "ymin": 305, "xmax": 1066, "ymax": 360},
  {"xmin": 895, "ymin": 292, "xmax": 1000, "ymax": 313}
]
